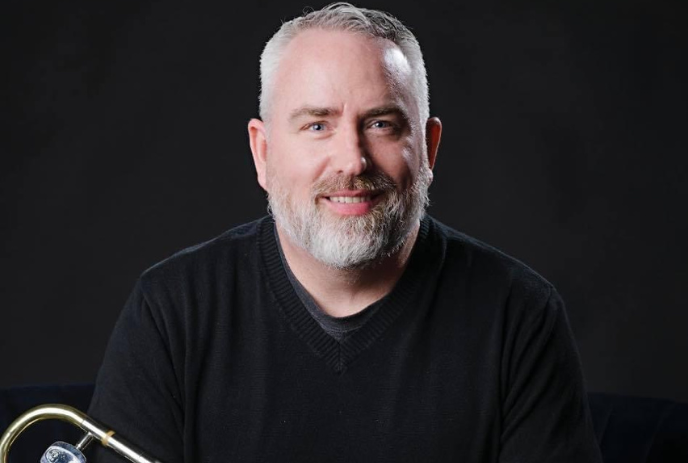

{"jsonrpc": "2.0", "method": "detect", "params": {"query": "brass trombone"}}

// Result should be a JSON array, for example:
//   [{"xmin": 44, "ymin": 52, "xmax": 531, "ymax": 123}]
[{"xmin": 0, "ymin": 404, "xmax": 162, "ymax": 462}]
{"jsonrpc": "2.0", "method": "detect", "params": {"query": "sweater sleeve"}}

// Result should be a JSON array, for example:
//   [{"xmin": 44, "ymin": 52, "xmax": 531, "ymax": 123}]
[
  {"xmin": 87, "ymin": 277, "xmax": 184, "ymax": 463},
  {"xmin": 499, "ymin": 285, "xmax": 602, "ymax": 462}
]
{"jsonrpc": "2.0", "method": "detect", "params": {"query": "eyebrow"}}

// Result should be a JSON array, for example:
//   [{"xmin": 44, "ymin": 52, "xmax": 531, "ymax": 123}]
[
  {"xmin": 362, "ymin": 104, "xmax": 409, "ymax": 122},
  {"xmin": 288, "ymin": 106, "xmax": 339, "ymax": 122}
]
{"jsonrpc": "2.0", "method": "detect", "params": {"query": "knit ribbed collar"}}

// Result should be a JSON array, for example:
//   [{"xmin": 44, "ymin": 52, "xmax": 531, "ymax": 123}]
[{"xmin": 258, "ymin": 215, "xmax": 441, "ymax": 373}]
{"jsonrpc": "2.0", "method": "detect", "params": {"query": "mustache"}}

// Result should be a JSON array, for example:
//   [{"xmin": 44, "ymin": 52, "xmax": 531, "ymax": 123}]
[{"xmin": 311, "ymin": 172, "xmax": 397, "ymax": 197}]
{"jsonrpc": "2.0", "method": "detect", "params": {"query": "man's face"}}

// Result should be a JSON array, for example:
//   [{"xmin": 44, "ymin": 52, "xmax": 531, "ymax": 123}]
[{"xmin": 252, "ymin": 29, "xmax": 436, "ymax": 269}]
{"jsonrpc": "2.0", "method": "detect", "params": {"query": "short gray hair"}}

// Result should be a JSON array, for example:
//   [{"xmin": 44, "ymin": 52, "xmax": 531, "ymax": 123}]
[{"xmin": 259, "ymin": 2, "xmax": 429, "ymax": 125}]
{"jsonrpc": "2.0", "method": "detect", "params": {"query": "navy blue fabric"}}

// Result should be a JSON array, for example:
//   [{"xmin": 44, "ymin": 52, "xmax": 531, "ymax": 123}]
[
  {"xmin": 588, "ymin": 393, "xmax": 688, "ymax": 462},
  {"xmin": 1, "ymin": 385, "xmax": 687, "ymax": 462}
]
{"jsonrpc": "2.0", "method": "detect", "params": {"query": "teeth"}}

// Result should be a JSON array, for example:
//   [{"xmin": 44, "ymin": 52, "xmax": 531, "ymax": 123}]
[{"xmin": 329, "ymin": 196, "xmax": 371, "ymax": 204}]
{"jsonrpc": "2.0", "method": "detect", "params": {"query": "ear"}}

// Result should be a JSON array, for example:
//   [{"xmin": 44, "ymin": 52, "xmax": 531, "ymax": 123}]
[
  {"xmin": 248, "ymin": 118, "xmax": 268, "ymax": 191},
  {"xmin": 425, "ymin": 117, "xmax": 442, "ymax": 170}
]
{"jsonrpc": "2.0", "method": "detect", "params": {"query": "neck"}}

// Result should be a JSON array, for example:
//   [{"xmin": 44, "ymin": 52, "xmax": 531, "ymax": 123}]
[{"xmin": 276, "ymin": 223, "xmax": 420, "ymax": 318}]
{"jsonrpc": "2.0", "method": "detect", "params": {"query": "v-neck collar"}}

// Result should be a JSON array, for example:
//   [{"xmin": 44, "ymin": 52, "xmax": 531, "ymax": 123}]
[{"xmin": 258, "ymin": 216, "xmax": 440, "ymax": 373}]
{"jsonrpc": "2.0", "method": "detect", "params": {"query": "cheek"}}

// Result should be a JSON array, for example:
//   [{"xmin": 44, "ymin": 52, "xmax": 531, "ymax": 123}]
[
  {"xmin": 265, "ymin": 141, "xmax": 327, "ymax": 194},
  {"xmin": 400, "ymin": 149, "xmax": 420, "ymax": 187},
  {"xmin": 401, "ymin": 134, "xmax": 427, "ymax": 180},
  {"xmin": 379, "ymin": 143, "xmax": 420, "ymax": 189}
]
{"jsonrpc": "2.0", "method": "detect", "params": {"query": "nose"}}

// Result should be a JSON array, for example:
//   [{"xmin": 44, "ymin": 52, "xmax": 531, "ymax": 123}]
[{"xmin": 330, "ymin": 124, "xmax": 369, "ymax": 177}]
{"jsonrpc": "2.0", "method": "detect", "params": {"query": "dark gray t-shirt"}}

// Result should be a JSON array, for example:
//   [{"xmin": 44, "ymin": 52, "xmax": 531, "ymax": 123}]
[{"xmin": 275, "ymin": 229, "xmax": 384, "ymax": 342}]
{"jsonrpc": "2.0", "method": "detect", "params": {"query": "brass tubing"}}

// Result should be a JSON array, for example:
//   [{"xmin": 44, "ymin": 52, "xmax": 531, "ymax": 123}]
[{"xmin": 0, "ymin": 404, "xmax": 162, "ymax": 463}]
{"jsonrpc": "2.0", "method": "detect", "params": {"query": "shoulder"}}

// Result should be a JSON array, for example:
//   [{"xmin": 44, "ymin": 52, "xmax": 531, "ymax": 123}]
[
  {"xmin": 427, "ymin": 216, "xmax": 555, "ymax": 306},
  {"xmin": 138, "ymin": 217, "xmax": 270, "ymax": 294}
]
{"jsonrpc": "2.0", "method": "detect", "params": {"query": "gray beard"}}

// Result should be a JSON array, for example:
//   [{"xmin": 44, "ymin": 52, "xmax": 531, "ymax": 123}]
[{"xmin": 267, "ymin": 168, "xmax": 431, "ymax": 270}]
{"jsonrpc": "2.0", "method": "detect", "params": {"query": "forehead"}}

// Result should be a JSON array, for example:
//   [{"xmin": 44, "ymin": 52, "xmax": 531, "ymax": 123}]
[{"xmin": 272, "ymin": 29, "xmax": 414, "ymax": 114}]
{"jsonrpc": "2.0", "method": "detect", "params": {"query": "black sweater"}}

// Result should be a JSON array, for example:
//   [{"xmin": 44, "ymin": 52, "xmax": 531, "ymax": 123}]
[{"xmin": 89, "ymin": 216, "xmax": 602, "ymax": 462}]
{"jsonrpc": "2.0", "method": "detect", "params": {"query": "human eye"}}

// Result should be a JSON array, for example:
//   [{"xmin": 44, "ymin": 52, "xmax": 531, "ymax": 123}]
[
  {"xmin": 368, "ymin": 119, "xmax": 399, "ymax": 133},
  {"xmin": 305, "ymin": 122, "xmax": 327, "ymax": 132}
]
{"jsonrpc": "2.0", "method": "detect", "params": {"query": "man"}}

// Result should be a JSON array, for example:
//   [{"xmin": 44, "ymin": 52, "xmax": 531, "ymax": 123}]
[{"xmin": 89, "ymin": 3, "xmax": 602, "ymax": 462}]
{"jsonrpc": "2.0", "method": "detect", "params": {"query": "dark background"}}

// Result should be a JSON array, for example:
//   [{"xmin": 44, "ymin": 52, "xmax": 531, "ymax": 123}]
[{"xmin": 2, "ymin": 0, "xmax": 686, "ymax": 401}]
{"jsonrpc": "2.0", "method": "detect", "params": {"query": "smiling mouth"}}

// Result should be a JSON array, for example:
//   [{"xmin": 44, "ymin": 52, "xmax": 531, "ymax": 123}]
[
  {"xmin": 327, "ymin": 195, "xmax": 373, "ymax": 204},
  {"xmin": 317, "ymin": 190, "xmax": 385, "ymax": 216}
]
